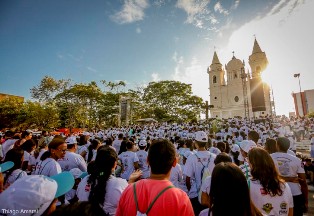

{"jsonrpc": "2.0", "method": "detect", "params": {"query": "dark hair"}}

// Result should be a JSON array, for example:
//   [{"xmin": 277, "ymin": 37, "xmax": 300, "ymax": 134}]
[
  {"xmin": 3, "ymin": 148, "xmax": 24, "ymax": 185},
  {"xmin": 216, "ymin": 142, "xmax": 226, "ymax": 152},
  {"xmin": 210, "ymin": 162, "xmax": 262, "ymax": 216},
  {"xmin": 88, "ymin": 147, "xmax": 117, "ymax": 207},
  {"xmin": 20, "ymin": 139, "xmax": 36, "ymax": 152},
  {"xmin": 118, "ymin": 133, "xmax": 123, "ymax": 139},
  {"xmin": 264, "ymin": 138, "xmax": 277, "ymax": 154},
  {"xmin": 248, "ymin": 148, "xmax": 284, "ymax": 196},
  {"xmin": 126, "ymin": 141, "xmax": 134, "ymax": 150},
  {"xmin": 105, "ymin": 138, "xmax": 113, "ymax": 146},
  {"xmin": 50, "ymin": 201, "xmax": 107, "ymax": 216},
  {"xmin": 79, "ymin": 135, "xmax": 88, "ymax": 146},
  {"xmin": 248, "ymin": 131, "xmax": 259, "ymax": 144},
  {"xmin": 118, "ymin": 140, "xmax": 127, "ymax": 155},
  {"xmin": 230, "ymin": 150, "xmax": 240, "ymax": 166},
  {"xmin": 21, "ymin": 130, "xmax": 32, "ymax": 139},
  {"xmin": 148, "ymin": 139, "xmax": 176, "ymax": 175},
  {"xmin": 276, "ymin": 137, "xmax": 290, "ymax": 152},
  {"xmin": 41, "ymin": 138, "xmax": 65, "ymax": 160},
  {"xmin": 224, "ymin": 141, "xmax": 230, "ymax": 153},
  {"xmin": 196, "ymin": 140, "xmax": 206, "ymax": 148},
  {"xmin": 87, "ymin": 139, "xmax": 101, "ymax": 163},
  {"xmin": 214, "ymin": 153, "xmax": 232, "ymax": 165},
  {"xmin": 185, "ymin": 139, "xmax": 194, "ymax": 151}
]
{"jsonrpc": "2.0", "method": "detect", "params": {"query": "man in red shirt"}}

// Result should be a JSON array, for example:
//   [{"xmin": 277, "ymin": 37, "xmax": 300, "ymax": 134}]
[{"xmin": 116, "ymin": 139, "xmax": 194, "ymax": 216}]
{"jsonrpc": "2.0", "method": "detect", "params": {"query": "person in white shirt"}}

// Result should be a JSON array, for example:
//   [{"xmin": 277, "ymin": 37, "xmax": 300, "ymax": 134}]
[
  {"xmin": 76, "ymin": 146, "xmax": 142, "ymax": 216},
  {"xmin": 271, "ymin": 137, "xmax": 308, "ymax": 216},
  {"xmin": 113, "ymin": 133, "xmax": 124, "ymax": 153},
  {"xmin": 3, "ymin": 148, "xmax": 28, "ymax": 189},
  {"xmin": 248, "ymin": 147, "xmax": 293, "ymax": 216},
  {"xmin": 34, "ymin": 137, "xmax": 66, "ymax": 177},
  {"xmin": 1, "ymin": 131, "xmax": 18, "ymax": 160},
  {"xmin": 170, "ymin": 153, "xmax": 183, "ymax": 188},
  {"xmin": 184, "ymin": 131, "xmax": 216, "ymax": 216},
  {"xmin": 58, "ymin": 136, "xmax": 87, "ymax": 172},
  {"xmin": 118, "ymin": 141, "xmax": 140, "ymax": 180},
  {"xmin": 20, "ymin": 139, "xmax": 36, "ymax": 173},
  {"xmin": 85, "ymin": 139, "xmax": 102, "ymax": 163},
  {"xmin": 200, "ymin": 153, "xmax": 232, "ymax": 208},
  {"xmin": 136, "ymin": 140, "xmax": 150, "ymax": 179}
]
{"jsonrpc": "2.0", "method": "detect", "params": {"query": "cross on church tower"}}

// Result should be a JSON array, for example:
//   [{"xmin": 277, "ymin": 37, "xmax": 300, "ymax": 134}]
[{"xmin": 232, "ymin": 51, "xmax": 235, "ymax": 59}]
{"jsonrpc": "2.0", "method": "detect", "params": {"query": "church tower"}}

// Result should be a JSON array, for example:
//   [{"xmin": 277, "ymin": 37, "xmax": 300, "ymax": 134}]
[
  {"xmin": 249, "ymin": 39, "xmax": 268, "ymax": 78},
  {"xmin": 208, "ymin": 51, "xmax": 225, "ymax": 111}
]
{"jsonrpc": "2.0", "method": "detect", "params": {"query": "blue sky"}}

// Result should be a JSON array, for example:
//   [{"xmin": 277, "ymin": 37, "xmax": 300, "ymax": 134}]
[{"xmin": 0, "ymin": 0, "xmax": 313, "ymax": 116}]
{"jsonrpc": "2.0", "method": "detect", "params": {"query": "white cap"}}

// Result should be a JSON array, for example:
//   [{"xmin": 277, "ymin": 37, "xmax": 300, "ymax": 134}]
[
  {"xmin": 65, "ymin": 136, "xmax": 77, "ymax": 145},
  {"xmin": 138, "ymin": 140, "xmax": 147, "ymax": 147},
  {"xmin": 0, "ymin": 172, "xmax": 74, "ymax": 216},
  {"xmin": 83, "ymin": 132, "xmax": 90, "ymax": 136},
  {"xmin": 209, "ymin": 147, "xmax": 221, "ymax": 155},
  {"xmin": 239, "ymin": 140, "xmax": 257, "ymax": 153},
  {"xmin": 231, "ymin": 144, "xmax": 240, "ymax": 153},
  {"xmin": 195, "ymin": 131, "xmax": 208, "ymax": 142}
]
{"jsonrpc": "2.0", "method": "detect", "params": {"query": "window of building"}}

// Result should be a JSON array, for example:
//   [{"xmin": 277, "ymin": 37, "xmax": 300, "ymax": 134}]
[
  {"xmin": 213, "ymin": 75, "xmax": 217, "ymax": 84},
  {"xmin": 234, "ymin": 96, "xmax": 239, "ymax": 102},
  {"xmin": 214, "ymin": 96, "xmax": 217, "ymax": 100},
  {"xmin": 234, "ymin": 72, "xmax": 238, "ymax": 79}
]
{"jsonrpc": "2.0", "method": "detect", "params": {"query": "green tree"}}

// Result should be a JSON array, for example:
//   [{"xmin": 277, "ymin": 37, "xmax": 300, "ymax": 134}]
[
  {"xmin": 30, "ymin": 76, "xmax": 70, "ymax": 102},
  {"xmin": 0, "ymin": 98, "xmax": 24, "ymax": 129},
  {"xmin": 142, "ymin": 81, "xmax": 204, "ymax": 122}
]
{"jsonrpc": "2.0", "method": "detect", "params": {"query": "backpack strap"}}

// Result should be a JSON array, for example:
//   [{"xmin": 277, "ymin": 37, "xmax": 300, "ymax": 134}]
[
  {"xmin": 133, "ymin": 183, "xmax": 140, "ymax": 212},
  {"xmin": 195, "ymin": 153, "xmax": 205, "ymax": 167},
  {"xmin": 133, "ymin": 182, "xmax": 174, "ymax": 215},
  {"xmin": 145, "ymin": 185, "xmax": 174, "ymax": 214}
]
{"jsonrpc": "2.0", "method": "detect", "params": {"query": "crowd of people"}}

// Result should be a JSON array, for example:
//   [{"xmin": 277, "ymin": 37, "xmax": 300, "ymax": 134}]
[{"xmin": 0, "ymin": 115, "xmax": 313, "ymax": 216}]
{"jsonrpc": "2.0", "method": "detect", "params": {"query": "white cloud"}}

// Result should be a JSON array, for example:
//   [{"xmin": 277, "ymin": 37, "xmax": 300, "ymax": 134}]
[
  {"xmin": 231, "ymin": 0, "xmax": 240, "ymax": 10},
  {"xmin": 153, "ymin": 0, "xmax": 166, "ymax": 7},
  {"xmin": 176, "ymin": 0, "xmax": 213, "ymax": 29},
  {"xmin": 218, "ymin": 0, "xmax": 313, "ymax": 116},
  {"xmin": 111, "ymin": 0, "xmax": 149, "ymax": 24},
  {"xmin": 151, "ymin": 73, "xmax": 161, "ymax": 82},
  {"xmin": 171, "ymin": 54, "xmax": 208, "ymax": 101},
  {"xmin": 136, "ymin": 27, "xmax": 142, "ymax": 33},
  {"xmin": 214, "ymin": 2, "xmax": 229, "ymax": 15},
  {"xmin": 86, "ymin": 66, "xmax": 97, "ymax": 73}
]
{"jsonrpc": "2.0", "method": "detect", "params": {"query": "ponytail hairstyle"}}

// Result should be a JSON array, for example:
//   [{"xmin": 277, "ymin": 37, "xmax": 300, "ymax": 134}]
[
  {"xmin": 88, "ymin": 147, "xmax": 117, "ymax": 206},
  {"xmin": 87, "ymin": 139, "xmax": 101, "ymax": 163}
]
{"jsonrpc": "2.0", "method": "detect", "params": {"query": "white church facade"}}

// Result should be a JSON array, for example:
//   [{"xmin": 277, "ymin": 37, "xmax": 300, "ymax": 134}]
[{"xmin": 208, "ymin": 39, "xmax": 273, "ymax": 119}]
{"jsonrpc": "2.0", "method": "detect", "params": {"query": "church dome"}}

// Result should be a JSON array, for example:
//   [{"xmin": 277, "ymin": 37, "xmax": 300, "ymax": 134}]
[{"xmin": 226, "ymin": 56, "xmax": 243, "ymax": 70}]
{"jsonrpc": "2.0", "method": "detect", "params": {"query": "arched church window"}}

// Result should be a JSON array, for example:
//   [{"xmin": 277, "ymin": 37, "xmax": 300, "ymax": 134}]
[
  {"xmin": 213, "ymin": 76, "xmax": 217, "ymax": 84},
  {"xmin": 234, "ymin": 72, "xmax": 238, "ymax": 79}
]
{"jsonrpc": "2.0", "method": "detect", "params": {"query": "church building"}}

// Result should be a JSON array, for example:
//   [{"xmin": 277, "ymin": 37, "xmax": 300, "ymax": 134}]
[{"xmin": 207, "ymin": 39, "xmax": 273, "ymax": 119}]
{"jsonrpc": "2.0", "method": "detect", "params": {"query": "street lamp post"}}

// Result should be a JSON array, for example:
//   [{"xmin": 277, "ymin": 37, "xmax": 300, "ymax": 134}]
[{"xmin": 293, "ymin": 73, "xmax": 303, "ymax": 116}]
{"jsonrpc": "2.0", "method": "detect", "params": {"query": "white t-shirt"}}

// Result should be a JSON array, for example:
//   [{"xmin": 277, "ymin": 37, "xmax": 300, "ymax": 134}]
[
  {"xmin": 118, "ymin": 151, "xmax": 139, "ymax": 180},
  {"xmin": 170, "ymin": 163, "xmax": 183, "ymax": 188},
  {"xmin": 4, "ymin": 169, "xmax": 28, "ymax": 188},
  {"xmin": 136, "ymin": 150, "xmax": 150, "ymax": 179},
  {"xmin": 85, "ymin": 149, "xmax": 97, "ymax": 163},
  {"xmin": 250, "ymin": 180, "xmax": 293, "ymax": 216},
  {"xmin": 23, "ymin": 151, "xmax": 31, "ymax": 162},
  {"xmin": 34, "ymin": 158, "xmax": 62, "ymax": 177},
  {"xmin": 271, "ymin": 152, "xmax": 305, "ymax": 196},
  {"xmin": 112, "ymin": 139, "xmax": 122, "ymax": 153},
  {"xmin": 2, "ymin": 139, "xmax": 17, "ymax": 158},
  {"xmin": 77, "ymin": 175, "xmax": 128, "ymax": 216},
  {"xmin": 184, "ymin": 150, "xmax": 216, "ymax": 198},
  {"xmin": 58, "ymin": 151, "xmax": 87, "ymax": 172}
]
